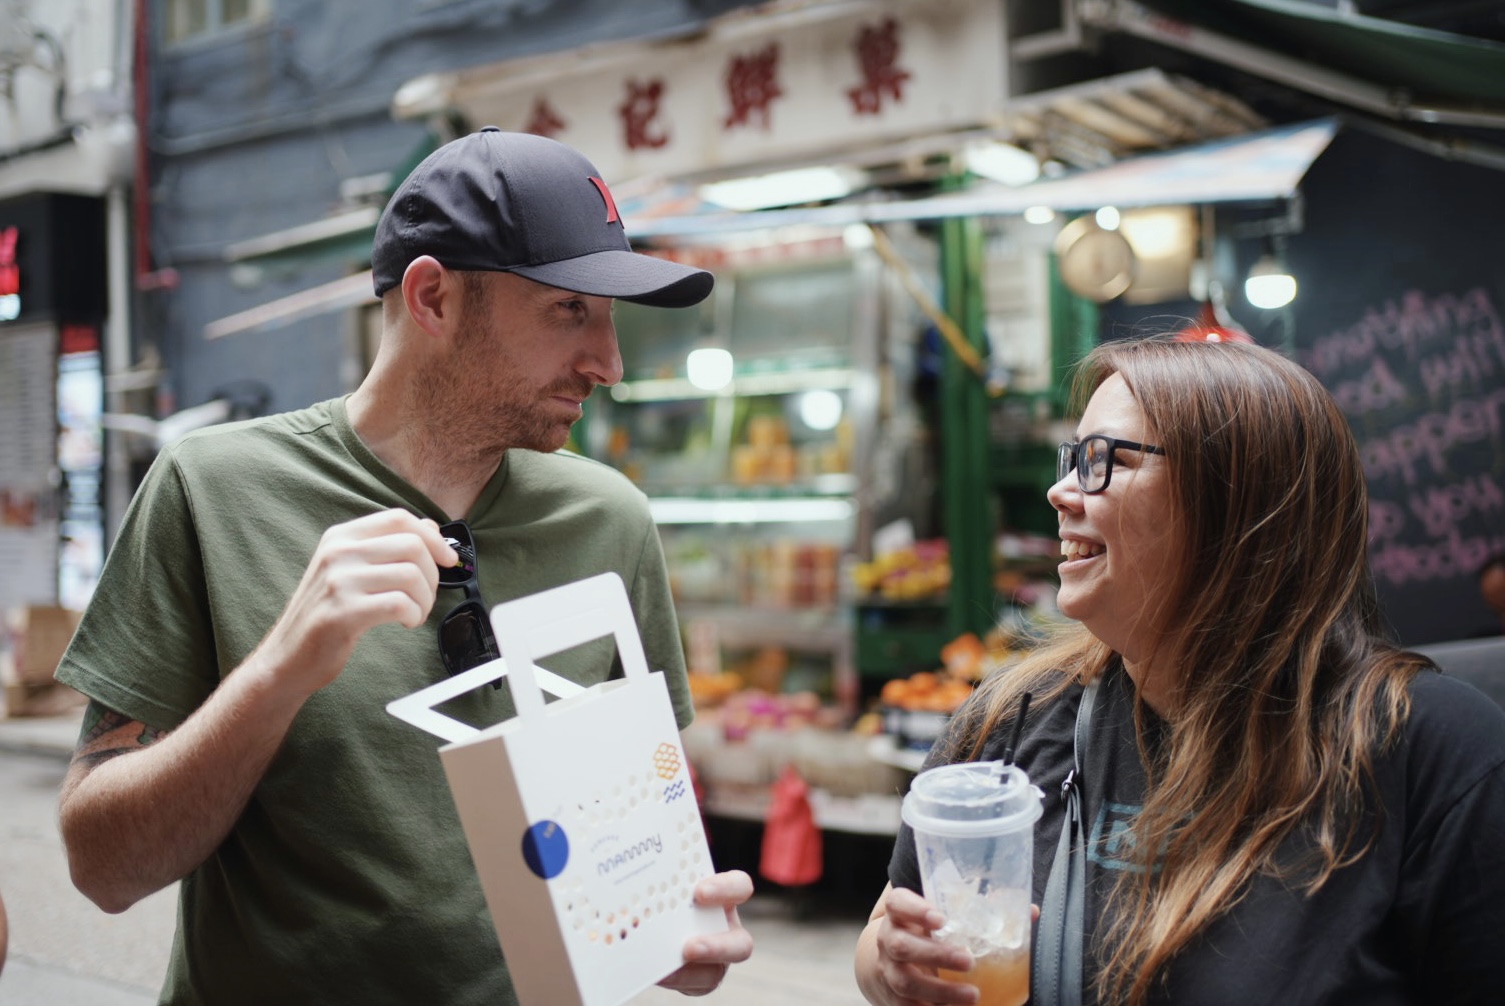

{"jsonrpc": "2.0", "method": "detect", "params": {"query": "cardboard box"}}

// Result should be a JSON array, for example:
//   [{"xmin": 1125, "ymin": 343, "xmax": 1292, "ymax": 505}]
[
  {"xmin": 9, "ymin": 605, "xmax": 83, "ymax": 685},
  {"xmin": 2, "ymin": 606, "xmax": 86, "ymax": 718},
  {"xmin": 388, "ymin": 573, "xmax": 725, "ymax": 1006},
  {"xmin": 2, "ymin": 678, "xmax": 86, "ymax": 718}
]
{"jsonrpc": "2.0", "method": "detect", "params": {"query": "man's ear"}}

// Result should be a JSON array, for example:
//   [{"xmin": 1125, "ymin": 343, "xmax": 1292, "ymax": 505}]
[{"xmin": 400, "ymin": 256, "xmax": 460, "ymax": 337}]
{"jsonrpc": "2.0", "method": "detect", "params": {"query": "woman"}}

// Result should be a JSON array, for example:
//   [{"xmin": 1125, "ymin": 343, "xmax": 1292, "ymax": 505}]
[{"xmin": 856, "ymin": 337, "xmax": 1505, "ymax": 1006}]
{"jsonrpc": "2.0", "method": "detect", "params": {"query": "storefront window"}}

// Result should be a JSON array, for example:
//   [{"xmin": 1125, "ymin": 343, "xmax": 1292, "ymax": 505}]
[{"xmin": 165, "ymin": 0, "xmax": 269, "ymax": 45}]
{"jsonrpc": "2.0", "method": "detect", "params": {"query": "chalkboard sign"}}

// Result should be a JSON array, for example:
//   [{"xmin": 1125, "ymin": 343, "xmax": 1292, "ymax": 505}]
[{"xmin": 1290, "ymin": 130, "xmax": 1505, "ymax": 646}]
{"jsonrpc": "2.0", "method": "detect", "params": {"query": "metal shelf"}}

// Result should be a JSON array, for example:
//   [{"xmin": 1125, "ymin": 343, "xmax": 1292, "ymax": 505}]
[
  {"xmin": 702, "ymin": 784, "xmax": 902, "ymax": 836},
  {"xmin": 677, "ymin": 605, "xmax": 849, "ymax": 650}
]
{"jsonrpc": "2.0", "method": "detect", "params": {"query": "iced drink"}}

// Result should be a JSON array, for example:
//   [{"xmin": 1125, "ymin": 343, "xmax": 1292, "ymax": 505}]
[
  {"xmin": 902, "ymin": 761, "xmax": 1043, "ymax": 1006},
  {"xmin": 939, "ymin": 948, "xmax": 1031, "ymax": 1006}
]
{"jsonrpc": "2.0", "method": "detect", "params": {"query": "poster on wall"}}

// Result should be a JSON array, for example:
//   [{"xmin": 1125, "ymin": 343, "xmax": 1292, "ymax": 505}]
[
  {"xmin": 0, "ymin": 322, "xmax": 59, "ymax": 613},
  {"xmin": 1299, "ymin": 289, "xmax": 1505, "ymax": 644}
]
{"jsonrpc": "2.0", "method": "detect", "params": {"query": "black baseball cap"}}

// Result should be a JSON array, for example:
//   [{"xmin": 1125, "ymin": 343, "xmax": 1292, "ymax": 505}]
[{"xmin": 370, "ymin": 127, "xmax": 712, "ymax": 308}]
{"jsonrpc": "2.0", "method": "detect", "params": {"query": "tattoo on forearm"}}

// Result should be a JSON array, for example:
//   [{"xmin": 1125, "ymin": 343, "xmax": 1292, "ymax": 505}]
[
  {"xmin": 74, "ymin": 748, "xmax": 132, "ymax": 771},
  {"xmin": 79, "ymin": 703, "xmax": 131, "ymax": 746},
  {"xmin": 75, "ymin": 702, "xmax": 165, "ymax": 765}
]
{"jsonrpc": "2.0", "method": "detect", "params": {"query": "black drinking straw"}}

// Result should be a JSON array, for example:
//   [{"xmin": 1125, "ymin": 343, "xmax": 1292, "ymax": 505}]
[{"xmin": 1001, "ymin": 691, "xmax": 1032, "ymax": 766}]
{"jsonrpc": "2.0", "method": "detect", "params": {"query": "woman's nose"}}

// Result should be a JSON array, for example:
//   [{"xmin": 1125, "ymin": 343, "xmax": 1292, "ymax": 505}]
[{"xmin": 1047, "ymin": 470, "xmax": 1082, "ymax": 514}]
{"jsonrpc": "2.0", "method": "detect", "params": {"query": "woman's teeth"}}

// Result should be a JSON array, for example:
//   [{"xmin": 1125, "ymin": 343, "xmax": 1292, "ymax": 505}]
[{"xmin": 1061, "ymin": 539, "xmax": 1104, "ymax": 560}]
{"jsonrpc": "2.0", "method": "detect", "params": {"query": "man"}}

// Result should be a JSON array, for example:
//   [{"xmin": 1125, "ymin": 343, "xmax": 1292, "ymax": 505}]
[{"xmin": 55, "ymin": 128, "xmax": 753, "ymax": 1004}]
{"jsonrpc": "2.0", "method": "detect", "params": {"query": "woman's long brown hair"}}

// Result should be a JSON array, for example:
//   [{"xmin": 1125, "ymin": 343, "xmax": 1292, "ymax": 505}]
[{"xmin": 953, "ymin": 337, "xmax": 1427, "ymax": 1005}]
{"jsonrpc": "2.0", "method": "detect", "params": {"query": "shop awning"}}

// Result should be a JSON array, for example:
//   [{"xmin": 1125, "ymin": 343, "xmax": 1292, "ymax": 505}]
[
  {"xmin": 222, "ymin": 207, "xmax": 381, "ymax": 266},
  {"xmin": 202, "ymin": 118, "xmax": 1335, "ymax": 338},
  {"xmin": 1089, "ymin": 0, "xmax": 1505, "ymax": 129},
  {"xmin": 204, "ymin": 271, "xmax": 376, "ymax": 340},
  {"xmin": 624, "ymin": 118, "xmax": 1337, "ymax": 238}
]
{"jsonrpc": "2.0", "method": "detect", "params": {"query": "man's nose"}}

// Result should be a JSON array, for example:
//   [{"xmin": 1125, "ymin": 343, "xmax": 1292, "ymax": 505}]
[{"xmin": 580, "ymin": 314, "xmax": 623, "ymax": 387}]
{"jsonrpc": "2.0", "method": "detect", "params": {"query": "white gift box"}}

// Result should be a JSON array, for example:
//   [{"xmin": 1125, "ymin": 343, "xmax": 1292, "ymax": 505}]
[{"xmin": 388, "ymin": 572, "xmax": 726, "ymax": 1006}]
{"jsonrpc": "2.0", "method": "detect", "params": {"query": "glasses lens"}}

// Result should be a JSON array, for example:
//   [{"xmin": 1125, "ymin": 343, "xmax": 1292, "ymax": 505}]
[
  {"xmin": 438, "ymin": 521, "xmax": 477, "ymax": 588},
  {"xmin": 439, "ymin": 600, "xmax": 500, "ymax": 675},
  {"xmin": 1057, "ymin": 443, "xmax": 1075, "ymax": 483},
  {"xmin": 1082, "ymin": 437, "xmax": 1110, "ymax": 492}
]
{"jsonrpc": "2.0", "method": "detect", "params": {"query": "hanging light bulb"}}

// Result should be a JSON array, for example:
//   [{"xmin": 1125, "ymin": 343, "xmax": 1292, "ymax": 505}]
[{"xmin": 1244, "ymin": 253, "xmax": 1297, "ymax": 309}]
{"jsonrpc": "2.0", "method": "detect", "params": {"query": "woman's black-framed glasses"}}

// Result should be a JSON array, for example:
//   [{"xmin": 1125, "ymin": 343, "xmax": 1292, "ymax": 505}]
[
  {"xmin": 1056, "ymin": 435, "xmax": 1167, "ymax": 494},
  {"xmin": 437, "ymin": 520, "xmax": 502, "ymax": 680}
]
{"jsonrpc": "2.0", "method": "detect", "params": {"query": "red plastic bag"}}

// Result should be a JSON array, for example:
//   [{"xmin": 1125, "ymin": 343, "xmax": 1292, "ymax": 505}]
[{"xmin": 759, "ymin": 766, "xmax": 823, "ymax": 887}]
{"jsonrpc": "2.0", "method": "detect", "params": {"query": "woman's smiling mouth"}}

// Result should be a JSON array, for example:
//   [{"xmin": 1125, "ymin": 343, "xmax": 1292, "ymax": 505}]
[{"xmin": 1061, "ymin": 538, "xmax": 1105, "ymax": 561}]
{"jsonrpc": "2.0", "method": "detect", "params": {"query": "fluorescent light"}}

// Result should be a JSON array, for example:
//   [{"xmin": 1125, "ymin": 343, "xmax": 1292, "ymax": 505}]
[
  {"xmin": 698, "ymin": 166, "xmax": 863, "ymax": 211},
  {"xmin": 842, "ymin": 224, "xmax": 875, "ymax": 250},
  {"xmin": 686, "ymin": 348, "xmax": 734, "ymax": 390},
  {"xmin": 649, "ymin": 497, "xmax": 854, "ymax": 524},
  {"xmin": 1245, "ymin": 257, "xmax": 1297, "ymax": 309},
  {"xmin": 1023, "ymin": 206, "xmax": 1055, "ymax": 225},
  {"xmin": 1095, "ymin": 206, "xmax": 1121, "ymax": 231},
  {"xmin": 964, "ymin": 141, "xmax": 1040, "ymax": 186}
]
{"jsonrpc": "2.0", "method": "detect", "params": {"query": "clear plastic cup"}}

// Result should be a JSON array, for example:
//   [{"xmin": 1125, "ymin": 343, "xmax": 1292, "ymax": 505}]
[{"xmin": 901, "ymin": 761, "xmax": 1044, "ymax": 1006}]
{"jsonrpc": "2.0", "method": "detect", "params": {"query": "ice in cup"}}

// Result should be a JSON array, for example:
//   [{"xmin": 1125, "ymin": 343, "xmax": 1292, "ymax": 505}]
[{"xmin": 901, "ymin": 761, "xmax": 1044, "ymax": 1006}]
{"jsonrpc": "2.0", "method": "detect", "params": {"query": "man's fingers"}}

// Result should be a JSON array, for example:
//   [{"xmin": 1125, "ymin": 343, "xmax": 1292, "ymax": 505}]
[
  {"xmin": 683, "ymin": 925, "xmax": 754, "ymax": 966},
  {"xmin": 692, "ymin": 870, "xmax": 753, "ymax": 909},
  {"xmin": 418, "ymin": 517, "xmax": 461, "ymax": 567}
]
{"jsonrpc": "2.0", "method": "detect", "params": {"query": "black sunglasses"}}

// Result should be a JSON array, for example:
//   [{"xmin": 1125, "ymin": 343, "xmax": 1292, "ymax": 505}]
[
  {"xmin": 437, "ymin": 520, "xmax": 502, "ymax": 683},
  {"xmin": 1057, "ymin": 435, "xmax": 1167, "ymax": 494}
]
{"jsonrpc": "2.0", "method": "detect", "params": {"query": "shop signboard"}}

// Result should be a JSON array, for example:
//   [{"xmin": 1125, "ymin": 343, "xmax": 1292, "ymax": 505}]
[
  {"xmin": 0, "ymin": 194, "xmax": 108, "ymax": 614},
  {"xmin": 0, "ymin": 193, "xmax": 107, "ymax": 325},
  {"xmin": 429, "ymin": 0, "xmax": 1007, "ymax": 183}
]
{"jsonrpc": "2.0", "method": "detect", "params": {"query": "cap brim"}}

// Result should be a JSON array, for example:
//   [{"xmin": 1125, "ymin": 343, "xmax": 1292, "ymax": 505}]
[{"xmin": 510, "ymin": 250, "xmax": 713, "ymax": 308}]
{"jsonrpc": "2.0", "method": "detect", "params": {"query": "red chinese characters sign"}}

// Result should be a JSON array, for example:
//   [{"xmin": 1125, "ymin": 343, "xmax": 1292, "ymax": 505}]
[
  {"xmin": 523, "ymin": 97, "xmax": 567, "ymax": 139},
  {"xmin": 470, "ymin": 0, "xmax": 1005, "ymax": 180},
  {"xmin": 619, "ymin": 78, "xmax": 670, "ymax": 150},
  {"xmin": 847, "ymin": 17, "xmax": 911, "ymax": 116},
  {"xmin": 723, "ymin": 42, "xmax": 783, "ymax": 131}
]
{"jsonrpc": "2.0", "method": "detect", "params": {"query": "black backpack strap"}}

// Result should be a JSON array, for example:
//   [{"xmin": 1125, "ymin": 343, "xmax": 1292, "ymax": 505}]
[{"xmin": 1035, "ymin": 678, "xmax": 1099, "ymax": 1006}]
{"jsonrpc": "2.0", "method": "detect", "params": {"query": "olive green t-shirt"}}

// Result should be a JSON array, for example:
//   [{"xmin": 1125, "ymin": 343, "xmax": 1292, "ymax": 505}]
[{"xmin": 56, "ymin": 396, "xmax": 692, "ymax": 1006}]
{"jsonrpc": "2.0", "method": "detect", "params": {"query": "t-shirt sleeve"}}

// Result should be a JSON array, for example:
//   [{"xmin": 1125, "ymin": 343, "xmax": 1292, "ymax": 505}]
[
  {"xmin": 629, "ymin": 519, "xmax": 692, "ymax": 730},
  {"xmin": 1392, "ymin": 674, "xmax": 1505, "ymax": 1003},
  {"xmin": 54, "ymin": 446, "xmax": 220, "ymax": 730}
]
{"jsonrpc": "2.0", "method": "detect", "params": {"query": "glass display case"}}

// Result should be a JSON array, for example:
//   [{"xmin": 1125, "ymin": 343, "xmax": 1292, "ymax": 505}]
[{"xmin": 584, "ymin": 243, "xmax": 887, "ymax": 715}]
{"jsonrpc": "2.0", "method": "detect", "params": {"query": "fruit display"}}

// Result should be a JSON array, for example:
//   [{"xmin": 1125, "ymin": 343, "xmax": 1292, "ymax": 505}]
[
  {"xmin": 717, "ymin": 688, "xmax": 845, "ymax": 741},
  {"xmin": 850, "ymin": 539, "xmax": 951, "ymax": 602},
  {"xmin": 687, "ymin": 670, "xmax": 744, "ymax": 707},
  {"xmin": 878, "ymin": 670, "xmax": 974, "ymax": 714}
]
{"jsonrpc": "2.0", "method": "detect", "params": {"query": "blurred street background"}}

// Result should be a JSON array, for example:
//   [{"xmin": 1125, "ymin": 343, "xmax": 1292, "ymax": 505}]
[{"xmin": 5, "ymin": 0, "xmax": 1505, "ymax": 1003}]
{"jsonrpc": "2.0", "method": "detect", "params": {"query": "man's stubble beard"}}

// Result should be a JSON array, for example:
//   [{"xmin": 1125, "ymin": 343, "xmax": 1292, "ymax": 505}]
[{"xmin": 435, "ymin": 306, "xmax": 590, "ymax": 457}]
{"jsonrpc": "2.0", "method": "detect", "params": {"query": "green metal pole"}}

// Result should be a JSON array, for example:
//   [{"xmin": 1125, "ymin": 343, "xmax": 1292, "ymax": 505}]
[{"xmin": 939, "ymin": 210, "xmax": 994, "ymax": 640}]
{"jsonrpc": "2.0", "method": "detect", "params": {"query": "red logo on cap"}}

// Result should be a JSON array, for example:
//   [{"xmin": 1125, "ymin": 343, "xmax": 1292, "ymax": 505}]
[{"xmin": 588, "ymin": 177, "xmax": 621, "ymax": 225}]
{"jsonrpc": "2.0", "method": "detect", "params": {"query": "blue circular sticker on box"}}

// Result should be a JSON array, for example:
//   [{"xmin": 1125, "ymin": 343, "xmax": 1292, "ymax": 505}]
[{"xmin": 522, "ymin": 820, "xmax": 570, "ymax": 879}]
